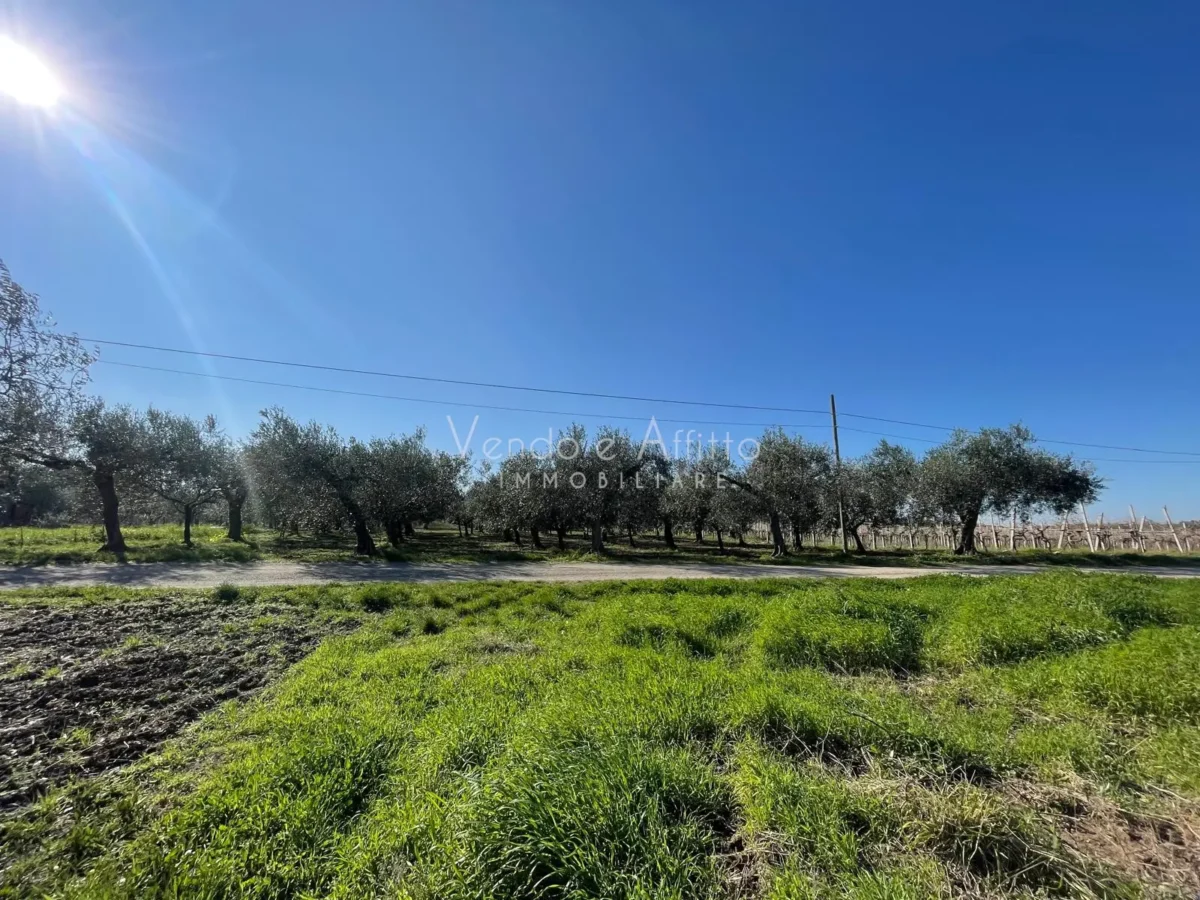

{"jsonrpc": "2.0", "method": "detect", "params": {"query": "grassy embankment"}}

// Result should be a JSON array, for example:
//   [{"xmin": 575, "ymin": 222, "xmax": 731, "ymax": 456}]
[
  {"xmin": 2, "ymin": 573, "xmax": 1199, "ymax": 898},
  {"xmin": 2, "ymin": 523, "xmax": 1197, "ymax": 569}
]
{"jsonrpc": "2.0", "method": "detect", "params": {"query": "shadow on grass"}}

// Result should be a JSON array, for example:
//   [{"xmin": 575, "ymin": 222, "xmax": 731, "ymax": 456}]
[{"xmin": 2, "ymin": 523, "xmax": 1197, "ymax": 570}]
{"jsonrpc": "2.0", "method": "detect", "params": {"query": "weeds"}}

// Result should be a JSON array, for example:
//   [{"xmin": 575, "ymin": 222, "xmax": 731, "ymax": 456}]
[{"xmin": 2, "ymin": 573, "xmax": 1198, "ymax": 899}]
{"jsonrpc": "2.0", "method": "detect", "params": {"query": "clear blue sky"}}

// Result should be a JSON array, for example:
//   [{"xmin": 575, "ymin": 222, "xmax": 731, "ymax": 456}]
[{"xmin": 2, "ymin": 0, "xmax": 1197, "ymax": 517}]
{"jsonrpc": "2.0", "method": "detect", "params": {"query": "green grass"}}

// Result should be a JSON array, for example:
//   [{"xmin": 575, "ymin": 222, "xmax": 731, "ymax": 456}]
[
  {"xmin": 3, "ymin": 522, "xmax": 1198, "ymax": 569},
  {"xmin": 3, "ymin": 574, "xmax": 1200, "ymax": 898},
  {"xmin": 0, "ymin": 523, "xmax": 262, "ymax": 565}
]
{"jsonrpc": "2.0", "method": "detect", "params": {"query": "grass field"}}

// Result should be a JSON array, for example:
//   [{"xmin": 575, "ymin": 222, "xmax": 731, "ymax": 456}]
[
  {"xmin": 2, "ymin": 573, "xmax": 1199, "ymax": 898},
  {"xmin": 2, "ymin": 522, "xmax": 1197, "ymax": 570}
]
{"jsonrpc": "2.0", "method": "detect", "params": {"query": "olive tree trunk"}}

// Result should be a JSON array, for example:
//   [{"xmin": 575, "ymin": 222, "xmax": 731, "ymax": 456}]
[
  {"xmin": 848, "ymin": 525, "xmax": 867, "ymax": 553},
  {"xmin": 93, "ymin": 469, "xmax": 127, "ymax": 555},
  {"xmin": 385, "ymin": 520, "xmax": 404, "ymax": 547},
  {"xmin": 227, "ymin": 499, "xmax": 244, "ymax": 542},
  {"xmin": 954, "ymin": 510, "xmax": 980, "ymax": 555},
  {"xmin": 662, "ymin": 517, "xmax": 676, "ymax": 549},
  {"xmin": 342, "ymin": 496, "xmax": 377, "ymax": 556},
  {"xmin": 768, "ymin": 511, "xmax": 787, "ymax": 557}
]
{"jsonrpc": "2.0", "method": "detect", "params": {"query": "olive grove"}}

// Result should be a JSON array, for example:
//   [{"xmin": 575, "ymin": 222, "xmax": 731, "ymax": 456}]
[{"xmin": 0, "ymin": 259, "xmax": 1105, "ymax": 555}]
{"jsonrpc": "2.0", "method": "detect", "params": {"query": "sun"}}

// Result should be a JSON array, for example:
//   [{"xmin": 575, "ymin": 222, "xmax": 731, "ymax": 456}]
[{"xmin": 0, "ymin": 35, "xmax": 63, "ymax": 109}]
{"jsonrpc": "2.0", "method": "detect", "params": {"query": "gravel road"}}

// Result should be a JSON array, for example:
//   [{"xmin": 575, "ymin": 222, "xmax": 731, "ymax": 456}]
[{"xmin": 2, "ymin": 560, "xmax": 1199, "ymax": 589}]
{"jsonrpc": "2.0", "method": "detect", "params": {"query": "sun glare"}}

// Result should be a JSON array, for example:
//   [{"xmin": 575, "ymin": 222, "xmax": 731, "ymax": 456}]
[{"xmin": 0, "ymin": 35, "xmax": 63, "ymax": 108}]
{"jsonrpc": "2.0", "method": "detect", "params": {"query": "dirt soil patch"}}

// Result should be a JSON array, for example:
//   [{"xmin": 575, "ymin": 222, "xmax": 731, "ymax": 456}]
[
  {"xmin": 1066, "ymin": 802, "xmax": 1200, "ymax": 895},
  {"xmin": 0, "ymin": 597, "xmax": 340, "ymax": 816}
]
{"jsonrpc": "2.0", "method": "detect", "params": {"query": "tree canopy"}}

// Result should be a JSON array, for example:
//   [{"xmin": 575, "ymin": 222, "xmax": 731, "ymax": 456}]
[
  {"xmin": 0, "ymin": 260, "xmax": 93, "ymax": 471},
  {"xmin": 917, "ymin": 425, "xmax": 1102, "ymax": 554}
]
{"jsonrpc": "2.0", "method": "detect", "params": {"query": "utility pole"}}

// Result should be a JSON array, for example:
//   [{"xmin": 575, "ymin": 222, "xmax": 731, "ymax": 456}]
[{"xmin": 830, "ymin": 393, "xmax": 848, "ymax": 552}]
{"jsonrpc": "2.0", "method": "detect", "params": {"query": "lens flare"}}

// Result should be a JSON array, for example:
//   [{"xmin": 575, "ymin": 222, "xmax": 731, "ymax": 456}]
[{"xmin": 0, "ymin": 35, "xmax": 63, "ymax": 108}]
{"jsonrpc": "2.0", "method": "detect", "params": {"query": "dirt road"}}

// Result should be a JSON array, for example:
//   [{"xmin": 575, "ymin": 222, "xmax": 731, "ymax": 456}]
[{"xmin": 2, "ymin": 559, "xmax": 1199, "ymax": 589}]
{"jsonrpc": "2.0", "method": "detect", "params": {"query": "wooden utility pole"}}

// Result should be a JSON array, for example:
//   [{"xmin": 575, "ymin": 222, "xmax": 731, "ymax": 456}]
[{"xmin": 830, "ymin": 393, "xmax": 848, "ymax": 553}]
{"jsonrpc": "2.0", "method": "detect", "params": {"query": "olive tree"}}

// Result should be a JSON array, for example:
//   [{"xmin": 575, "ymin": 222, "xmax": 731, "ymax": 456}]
[
  {"xmin": 247, "ymin": 408, "xmax": 377, "ymax": 555},
  {"xmin": 537, "ymin": 442, "xmax": 582, "ymax": 549},
  {"xmin": 140, "ymin": 409, "xmax": 226, "ymax": 546},
  {"xmin": 728, "ymin": 429, "xmax": 830, "ymax": 556},
  {"xmin": 360, "ymin": 430, "xmax": 461, "ymax": 548},
  {"xmin": 554, "ymin": 425, "xmax": 649, "ymax": 553},
  {"xmin": 467, "ymin": 462, "xmax": 506, "ymax": 531},
  {"xmin": 214, "ymin": 443, "xmax": 251, "ymax": 541},
  {"xmin": 423, "ymin": 451, "xmax": 469, "ymax": 527},
  {"xmin": 0, "ymin": 462, "xmax": 78, "ymax": 525},
  {"xmin": 833, "ymin": 441, "xmax": 918, "ymax": 552},
  {"xmin": 70, "ymin": 401, "xmax": 150, "ymax": 554},
  {"xmin": 0, "ymin": 260, "xmax": 94, "ymax": 472},
  {"xmin": 713, "ymin": 476, "xmax": 759, "ymax": 547},
  {"xmin": 918, "ymin": 425, "xmax": 1102, "ymax": 554},
  {"xmin": 665, "ymin": 448, "xmax": 732, "ymax": 544},
  {"xmin": 494, "ymin": 451, "xmax": 549, "ymax": 547},
  {"xmin": 614, "ymin": 444, "xmax": 670, "ymax": 547}
]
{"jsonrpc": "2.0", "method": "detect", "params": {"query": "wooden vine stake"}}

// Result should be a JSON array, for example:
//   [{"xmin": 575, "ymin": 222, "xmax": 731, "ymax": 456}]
[
  {"xmin": 1129, "ymin": 505, "xmax": 1144, "ymax": 552},
  {"xmin": 1163, "ymin": 506, "xmax": 1185, "ymax": 553},
  {"xmin": 1079, "ymin": 504, "xmax": 1095, "ymax": 552}
]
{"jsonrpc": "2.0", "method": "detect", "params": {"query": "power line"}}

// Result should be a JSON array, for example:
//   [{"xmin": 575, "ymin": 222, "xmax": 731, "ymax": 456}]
[
  {"xmin": 82, "ymin": 338, "xmax": 1200, "ymax": 457},
  {"xmin": 95, "ymin": 360, "xmax": 828, "ymax": 431},
  {"xmin": 96, "ymin": 359, "xmax": 1200, "ymax": 465},
  {"xmin": 84, "ymin": 338, "xmax": 833, "ymax": 417},
  {"xmin": 842, "ymin": 412, "xmax": 1200, "ymax": 457}
]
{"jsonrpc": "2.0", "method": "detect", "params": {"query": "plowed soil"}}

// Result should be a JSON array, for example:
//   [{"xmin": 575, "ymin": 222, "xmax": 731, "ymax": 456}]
[{"xmin": 0, "ymin": 597, "xmax": 338, "ymax": 816}]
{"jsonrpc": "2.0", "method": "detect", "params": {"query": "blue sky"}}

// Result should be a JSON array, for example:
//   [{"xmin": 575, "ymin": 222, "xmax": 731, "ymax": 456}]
[{"xmin": 1, "ymin": 0, "xmax": 1197, "ymax": 517}]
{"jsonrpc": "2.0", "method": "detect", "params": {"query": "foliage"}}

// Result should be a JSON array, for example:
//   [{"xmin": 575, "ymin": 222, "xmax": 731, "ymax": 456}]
[
  {"xmin": 4, "ymin": 574, "xmax": 1198, "ymax": 899},
  {"xmin": 918, "ymin": 425, "xmax": 1103, "ymax": 554},
  {"xmin": 138, "ymin": 410, "xmax": 227, "ymax": 543},
  {"xmin": 728, "ymin": 429, "xmax": 832, "ymax": 555},
  {"xmin": 465, "ymin": 424, "xmax": 665, "ymax": 552},
  {"xmin": 836, "ymin": 442, "xmax": 919, "ymax": 551},
  {"xmin": 662, "ymin": 446, "xmax": 732, "ymax": 545},
  {"xmin": 0, "ymin": 260, "xmax": 94, "ymax": 471},
  {"xmin": 246, "ymin": 407, "xmax": 379, "ymax": 554},
  {"xmin": 0, "ymin": 463, "xmax": 79, "ymax": 525},
  {"xmin": 359, "ymin": 430, "xmax": 467, "ymax": 547}
]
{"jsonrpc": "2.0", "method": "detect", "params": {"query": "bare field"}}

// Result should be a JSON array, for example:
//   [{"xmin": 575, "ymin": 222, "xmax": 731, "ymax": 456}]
[{"xmin": 0, "ymin": 596, "xmax": 351, "ymax": 817}]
